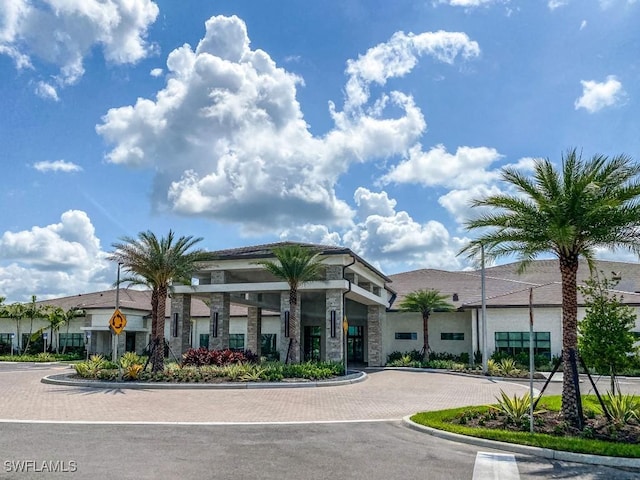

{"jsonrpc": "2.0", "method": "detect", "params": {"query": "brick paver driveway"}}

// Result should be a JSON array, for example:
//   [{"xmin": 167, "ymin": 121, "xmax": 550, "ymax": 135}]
[{"xmin": 0, "ymin": 364, "xmax": 528, "ymax": 423}]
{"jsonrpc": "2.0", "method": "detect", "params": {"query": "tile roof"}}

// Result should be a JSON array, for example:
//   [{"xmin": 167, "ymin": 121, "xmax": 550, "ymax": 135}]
[
  {"xmin": 204, "ymin": 241, "xmax": 392, "ymax": 283},
  {"xmin": 33, "ymin": 289, "xmax": 276, "ymax": 318},
  {"xmin": 389, "ymin": 259, "xmax": 640, "ymax": 309}
]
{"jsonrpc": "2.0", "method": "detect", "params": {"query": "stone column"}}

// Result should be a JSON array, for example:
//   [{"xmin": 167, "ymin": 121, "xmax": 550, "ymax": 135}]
[
  {"xmin": 209, "ymin": 293, "xmax": 230, "ymax": 351},
  {"xmin": 325, "ymin": 290, "xmax": 344, "ymax": 362},
  {"xmin": 279, "ymin": 291, "xmax": 301, "ymax": 363},
  {"xmin": 169, "ymin": 293, "xmax": 191, "ymax": 356},
  {"xmin": 247, "ymin": 295, "xmax": 262, "ymax": 356},
  {"xmin": 367, "ymin": 305, "xmax": 383, "ymax": 367}
]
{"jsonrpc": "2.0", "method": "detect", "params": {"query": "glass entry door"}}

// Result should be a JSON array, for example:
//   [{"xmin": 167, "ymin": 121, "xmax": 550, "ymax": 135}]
[
  {"xmin": 347, "ymin": 325, "xmax": 364, "ymax": 363},
  {"xmin": 303, "ymin": 326, "xmax": 321, "ymax": 362}
]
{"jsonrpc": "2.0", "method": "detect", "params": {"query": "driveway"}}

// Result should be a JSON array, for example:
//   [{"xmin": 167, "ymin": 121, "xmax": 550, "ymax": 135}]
[{"xmin": 0, "ymin": 364, "xmax": 528, "ymax": 423}]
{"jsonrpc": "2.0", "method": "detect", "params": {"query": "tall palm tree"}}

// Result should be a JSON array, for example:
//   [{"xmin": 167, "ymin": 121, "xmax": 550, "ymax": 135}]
[
  {"xmin": 59, "ymin": 306, "xmax": 84, "ymax": 354},
  {"xmin": 22, "ymin": 296, "xmax": 41, "ymax": 354},
  {"xmin": 108, "ymin": 230, "xmax": 205, "ymax": 372},
  {"xmin": 255, "ymin": 244, "xmax": 324, "ymax": 364},
  {"xmin": 462, "ymin": 149, "xmax": 640, "ymax": 428},
  {"xmin": 399, "ymin": 289, "xmax": 454, "ymax": 361},
  {"xmin": 4, "ymin": 302, "xmax": 26, "ymax": 353}
]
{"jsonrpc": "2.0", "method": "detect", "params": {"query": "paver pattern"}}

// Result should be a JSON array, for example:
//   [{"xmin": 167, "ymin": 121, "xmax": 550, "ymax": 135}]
[{"xmin": 0, "ymin": 364, "xmax": 530, "ymax": 423}]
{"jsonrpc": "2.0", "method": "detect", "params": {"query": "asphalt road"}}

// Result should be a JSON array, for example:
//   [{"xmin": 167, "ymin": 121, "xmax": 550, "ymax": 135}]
[{"xmin": 0, "ymin": 422, "xmax": 638, "ymax": 480}]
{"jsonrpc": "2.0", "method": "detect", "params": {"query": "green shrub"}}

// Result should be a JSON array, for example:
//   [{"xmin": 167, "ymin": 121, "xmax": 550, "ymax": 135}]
[
  {"xmin": 120, "ymin": 352, "xmax": 145, "ymax": 369},
  {"xmin": 494, "ymin": 390, "xmax": 543, "ymax": 425},
  {"xmin": 601, "ymin": 392, "xmax": 640, "ymax": 425},
  {"xmin": 497, "ymin": 358, "xmax": 521, "ymax": 376}
]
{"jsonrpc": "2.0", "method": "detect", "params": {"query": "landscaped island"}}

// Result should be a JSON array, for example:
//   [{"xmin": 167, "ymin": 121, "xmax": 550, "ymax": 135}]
[{"xmin": 73, "ymin": 348, "xmax": 345, "ymax": 383}]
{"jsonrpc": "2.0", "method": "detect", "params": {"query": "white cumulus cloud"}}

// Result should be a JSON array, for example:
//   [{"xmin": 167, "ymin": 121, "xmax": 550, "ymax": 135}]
[
  {"xmin": 285, "ymin": 187, "xmax": 471, "ymax": 272},
  {"xmin": 97, "ymin": 15, "xmax": 480, "ymax": 233},
  {"xmin": 33, "ymin": 160, "xmax": 82, "ymax": 173},
  {"xmin": 575, "ymin": 75, "xmax": 626, "ymax": 113},
  {"xmin": 0, "ymin": 211, "xmax": 111, "ymax": 301},
  {"xmin": 0, "ymin": 0, "xmax": 159, "ymax": 91},
  {"xmin": 381, "ymin": 144, "xmax": 503, "ymax": 189}
]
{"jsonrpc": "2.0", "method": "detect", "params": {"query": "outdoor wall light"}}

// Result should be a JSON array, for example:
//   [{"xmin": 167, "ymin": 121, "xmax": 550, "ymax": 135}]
[
  {"xmin": 330, "ymin": 310, "xmax": 337, "ymax": 338},
  {"xmin": 212, "ymin": 311, "xmax": 219, "ymax": 338},
  {"xmin": 172, "ymin": 313, "xmax": 179, "ymax": 338},
  {"xmin": 284, "ymin": 311, "xmax": 290, "ymax": 337}
]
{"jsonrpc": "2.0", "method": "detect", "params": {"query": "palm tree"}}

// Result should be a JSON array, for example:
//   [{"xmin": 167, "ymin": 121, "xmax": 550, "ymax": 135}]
[
  {"xmin": 41, "ymin": 306, "xmax": 66, "ymax": 353},
  {"xmin": 4, "ymin": 302, "xmax": 26, "ymax": 353},
  {"xmin": 255, "ymin": 244, "xmax": 324, "ymax": 364},
  {"xmin": 59, "ymin": 307, "xmax": 84, "ymax": 354},
  {"xmin": 462, "ymin": 149, "xmax": 640, "ymax": 428},
  {"xmin": 108, "ymin": 230, "xmax": 205, "ymax": 372},
  {"xmin": 22, "ymin": 296, "xmax": 42, "ymax": 354},
  {"xmin": 399, "ymin": 289, "xmax": 454, "ymax": 361}
]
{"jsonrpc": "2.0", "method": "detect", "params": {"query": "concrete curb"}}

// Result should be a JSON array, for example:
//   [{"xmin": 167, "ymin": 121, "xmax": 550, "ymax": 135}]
[
  {"xmin": 402, "ymin": 416, "xmax": 640, "ymax": 469},
  {"xmin": 368, "ymin": 366, "xmax": 553, "ymax": 383},
  {"xmin": 41, "ymin": 370, "xmax": 367, "ymax": 390}
]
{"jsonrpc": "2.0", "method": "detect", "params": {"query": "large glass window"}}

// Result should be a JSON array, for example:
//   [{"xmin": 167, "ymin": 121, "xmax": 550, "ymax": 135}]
[
  {"xmin": 199, "ymin": 334, "xmax": 210, "ymax": 349},
  {"xmin": 495, "ymin": 331, "xmax": 551, "ymax": 358},
  {"xmin": 0, "ymin": 333, "xmax": 13, "ymax": 345},
  {"xmin": 229, "ymin": 334, "xmax": 245, "ymax": 351},
  {"xmin": 58, "ymin": 333, "xmax": 84, "ymax": 348}
]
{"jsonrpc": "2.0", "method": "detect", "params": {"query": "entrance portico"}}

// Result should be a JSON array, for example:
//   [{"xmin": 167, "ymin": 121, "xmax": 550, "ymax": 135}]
[{"xmin": 171, "ymin": 242, "xmax": 392, "ymax": 366}]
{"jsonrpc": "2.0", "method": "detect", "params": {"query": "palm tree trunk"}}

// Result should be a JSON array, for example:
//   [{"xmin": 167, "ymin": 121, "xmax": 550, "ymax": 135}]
[
  {"xmin": 23, "ymin": 317, "xmax": 33, "ymax": 355},
  {"xmin": 422, "ymin": 312, "xmax": 430, "ymax": 362},
  {"xmin": 152, "ymin": 286, "xmax": 167, "ymax": 372},
  {"xmin": 560, "ymin": 255, "xmax": 582, "ymax": 428},
  {"xmin": 62, "ymin": 319, "xmax": 70, "ymax": 355},
  {"xmin": 15, "ymin": 319, "xmax": 20, "ymax": 354},
  {"xmin": 289, "ymin": 287, "xmax": 300, "ymax": 364}
]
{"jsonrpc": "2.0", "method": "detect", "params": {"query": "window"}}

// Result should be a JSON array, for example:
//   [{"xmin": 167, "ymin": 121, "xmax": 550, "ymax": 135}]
[
  {"xmin": 261, "ymin": 334, "xmax": 277, "ymax": 360},
  {"xmin": 199, "ymin": 334, "xmax": 210, "ymax": 349},
  {"xmin": 441, "ymin": 333, "xmax": 464, "ymax": 341},
  {"xmin": 395, "ymin": 332, "xmax": 417, "ymax": 340},
  {"xmin": 0, "ymin": 333, "xmax": 13, "ymax": 346},
  {"xmin": 229, "ymin": 334, "xmax": 245, "ymax": 351},
  {"xmin": 58, "ymin": 333, "xmax": 84, "ymax": 347},
  {"xmin": 495, "ymin": 331, "xmax": 551, "ymax": 358}
]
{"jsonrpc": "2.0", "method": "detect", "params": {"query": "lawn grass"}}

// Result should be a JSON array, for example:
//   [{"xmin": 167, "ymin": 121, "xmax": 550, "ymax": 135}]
[{"xmin": 410, "ymin": 395, "xmax": 640, "ymax": 458}]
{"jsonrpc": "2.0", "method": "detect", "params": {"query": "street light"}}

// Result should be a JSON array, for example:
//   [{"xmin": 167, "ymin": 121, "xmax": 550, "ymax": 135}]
[
  {"xmin": 10, "ymin": 333, "xmax": 14, "ymax": 356},
  {"xmin": 112, "ymin": 262, "xmax": 122, "ymax": 363},
  {"xmin": 481, "ymin": 243, "xmax": 488, "ymax": 374}
]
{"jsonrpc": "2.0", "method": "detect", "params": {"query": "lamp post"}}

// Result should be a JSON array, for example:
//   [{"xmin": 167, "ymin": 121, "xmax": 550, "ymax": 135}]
[
  {"xmin": 481, "ymin": 243, "xmax": 488, "ymax": 374},
  {"xmin": 10, "ymin": 333, "xmax": 14, "ymax": 356},
  {"xmin": 112, "ymin": 263, "xmax": 122, "ymax": 363}
]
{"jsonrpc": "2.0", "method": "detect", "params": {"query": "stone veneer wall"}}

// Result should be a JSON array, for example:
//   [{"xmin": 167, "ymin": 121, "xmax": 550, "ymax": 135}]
[
  {"xmin": 169, "ymin": 293, "xmax": 191, "ymax": 357},
  {"xmin": 367, "ymin": 305, "xmax": 383, "ymax": 367}
]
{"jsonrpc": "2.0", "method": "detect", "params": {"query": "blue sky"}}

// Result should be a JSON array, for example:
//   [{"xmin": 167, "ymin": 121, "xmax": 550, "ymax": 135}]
[{"xmin": 1, "ymin": 0, "xmax": 639, "ymax": 301}]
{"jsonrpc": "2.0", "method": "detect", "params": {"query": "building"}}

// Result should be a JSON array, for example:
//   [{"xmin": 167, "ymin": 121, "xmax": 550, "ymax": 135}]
[
  {"xmin": 1, "ymin": 242, "xmax": 639, "ymax": 365},
  {"xmin": 386, "ymin": 259, "xmax": 640, "ymax": 362}
]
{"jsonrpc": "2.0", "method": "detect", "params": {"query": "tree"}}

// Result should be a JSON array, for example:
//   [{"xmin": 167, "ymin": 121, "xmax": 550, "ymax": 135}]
[
  {"xmin": 41, "ymin": 306, "xmax": 67, "ymax": 353},
  {"xmin": 255, "ymin": 244, "xmax": 324, "ymax": 364},
  {"xmin": 398, "ymin": 289, "xmax": 454, "ymax": 361},
  {"xmin": 4, "ymin": 302, "xmax": 26, "ymax": 353},
  {"xmin": 59, "ymin": 307, "xmax": 84, "ymax": 354},
  {"xmin": 578, "ymin": 273, "xmax": 637, "ymax": 395},
  {"xmin": 22, "ymin": 296, "xmax": 42, "ymax": 354},
  {"xmin": 108, "ymin": 230, "xmax": 205, "ymax": 372},
  {"xmin": 462, "ymin": 149, "xmax": 640, "ymax": 428}
]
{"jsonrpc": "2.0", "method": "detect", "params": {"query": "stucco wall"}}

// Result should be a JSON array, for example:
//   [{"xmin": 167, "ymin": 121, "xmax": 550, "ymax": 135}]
[{"xmin": 383, "ymin": 311, "xmax": 472, "ymax": 362}]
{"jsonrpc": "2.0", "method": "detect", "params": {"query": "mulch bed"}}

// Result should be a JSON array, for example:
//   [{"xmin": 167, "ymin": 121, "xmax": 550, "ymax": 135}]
[{"xmin": 458, "ymin": 409, "xmax": 640, "ymax": 443}]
